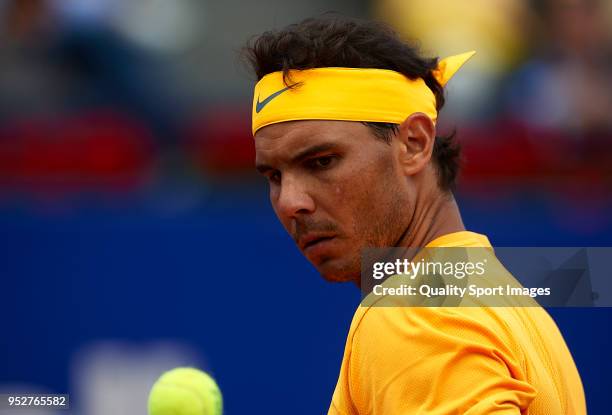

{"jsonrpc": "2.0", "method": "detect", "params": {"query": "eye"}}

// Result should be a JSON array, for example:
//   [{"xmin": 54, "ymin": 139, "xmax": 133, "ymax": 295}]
[
  {"xmin": 268, "ymin": 170, "xmax": 281, "ymax": 184},
  {"xmin": 308, "ymin": 155, "xmax": 337, "ymax": 170}
]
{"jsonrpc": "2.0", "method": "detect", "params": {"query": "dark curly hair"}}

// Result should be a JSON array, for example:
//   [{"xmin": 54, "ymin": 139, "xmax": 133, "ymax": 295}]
[{"xmin": 243, "ymin": 15, "xmax": 461, "ymax": 191}]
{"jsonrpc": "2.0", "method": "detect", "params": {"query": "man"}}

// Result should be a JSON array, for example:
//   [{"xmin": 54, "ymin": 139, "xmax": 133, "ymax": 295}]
[{"xmin": 245, "ymin": 16, "xmax": 586, "ymax": 414}]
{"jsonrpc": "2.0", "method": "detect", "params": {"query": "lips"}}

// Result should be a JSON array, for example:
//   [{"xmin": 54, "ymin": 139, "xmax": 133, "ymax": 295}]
[{"xmin": 299, "ymin": 234, "xmax": 336, "ymax": 252}]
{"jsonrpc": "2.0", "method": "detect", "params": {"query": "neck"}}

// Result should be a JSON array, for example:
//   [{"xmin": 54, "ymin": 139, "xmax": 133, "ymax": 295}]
[{"xmin": 396, "ymin": 191, "xmax": 465, "ymax": 248}]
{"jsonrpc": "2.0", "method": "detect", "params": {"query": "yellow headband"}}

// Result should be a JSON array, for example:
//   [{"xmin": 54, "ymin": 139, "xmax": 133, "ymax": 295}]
[{"xmin": 251, "ymin": 51, "xmax": 475, "ymax": 135}]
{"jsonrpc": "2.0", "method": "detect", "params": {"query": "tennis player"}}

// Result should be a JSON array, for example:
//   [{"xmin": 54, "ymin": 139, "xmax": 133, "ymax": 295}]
[{"xmin": 245, "ymin": 16, "xmax": 586, "ymax": 414}]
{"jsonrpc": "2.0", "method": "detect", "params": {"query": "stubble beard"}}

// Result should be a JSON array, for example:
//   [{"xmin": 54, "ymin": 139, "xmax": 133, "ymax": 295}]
[{"xmin": 321, "ymin": 182, "xmax": 409, "ymax": 284}]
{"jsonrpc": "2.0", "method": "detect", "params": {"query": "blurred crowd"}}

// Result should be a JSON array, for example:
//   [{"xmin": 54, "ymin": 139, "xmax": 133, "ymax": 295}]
[
  {"xmin": 378, "ymin": 0, "xmax": 612, "ymax": 192},
  {"xmin": 0, "ymin": 0, "xmax": 611, "ymax": 198}
]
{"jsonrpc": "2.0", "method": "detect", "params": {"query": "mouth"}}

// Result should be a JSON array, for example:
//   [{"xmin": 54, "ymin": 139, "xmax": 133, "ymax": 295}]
[{"xmin": 299, "ymin": 234, "xmax": 336, "ymax": 252}]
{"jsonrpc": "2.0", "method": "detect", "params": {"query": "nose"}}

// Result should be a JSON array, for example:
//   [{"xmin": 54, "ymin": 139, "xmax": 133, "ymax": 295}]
[{"xmin": 274, "ymin": 175, "xmax": 315, "ymax": 220}]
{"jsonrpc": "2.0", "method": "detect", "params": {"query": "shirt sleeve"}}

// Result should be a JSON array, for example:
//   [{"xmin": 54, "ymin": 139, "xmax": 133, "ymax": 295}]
[{"xmin": 346, "ymin": 306, "xmax": 537, "ymax": 414}]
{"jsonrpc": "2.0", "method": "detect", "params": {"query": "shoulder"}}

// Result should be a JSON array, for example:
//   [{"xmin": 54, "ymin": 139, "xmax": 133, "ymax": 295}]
[
  {"xmin": 349, "ymin": 305, "xmax": 524, "ymax": 363},
  {"xmin": 343, "ymin": 306, "xmax": 535, "ymax": 413}
]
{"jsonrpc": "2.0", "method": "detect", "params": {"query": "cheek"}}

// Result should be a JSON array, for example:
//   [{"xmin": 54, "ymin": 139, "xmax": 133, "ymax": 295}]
[
  {"xmin": 324, "ymin": 174, "xmax": 382, "ymax": 233},
  {"xmin": 322, "ymin": 178, "xmax": 354, "ymax": 209},
  {"xmin": 351, "ymin": 164, "xmax": 405, "ymax": 241}
]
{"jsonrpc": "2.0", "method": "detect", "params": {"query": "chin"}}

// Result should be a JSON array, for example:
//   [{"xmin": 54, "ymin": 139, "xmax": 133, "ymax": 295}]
[{"xmin": 314, "ymin": 256, "xmax": 359, "ymax": 283}]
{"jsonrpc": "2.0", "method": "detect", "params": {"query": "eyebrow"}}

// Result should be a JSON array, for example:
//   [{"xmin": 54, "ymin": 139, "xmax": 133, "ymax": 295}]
[
  {"xmin": 290, "ymin": 142, "xmax": 337, "ymax": 165},
  {"xmin": 255, "ymin": 163, "xmax": 273, "ymax": 175},
  {"xmin": 256, "ymin": 142, "xmax": 338, "ymax": 174}
]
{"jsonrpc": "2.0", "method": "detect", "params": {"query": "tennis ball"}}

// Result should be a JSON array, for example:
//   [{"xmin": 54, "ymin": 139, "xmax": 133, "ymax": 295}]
[{"xmin": 148, "ymin": 367, "xmax": 223, "ymax": 415}]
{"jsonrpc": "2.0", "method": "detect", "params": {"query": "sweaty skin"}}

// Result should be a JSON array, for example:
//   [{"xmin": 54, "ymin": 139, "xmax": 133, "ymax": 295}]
[{"xmin": 254, "ymin": 114, "xmax": 464, "ymax": 283}]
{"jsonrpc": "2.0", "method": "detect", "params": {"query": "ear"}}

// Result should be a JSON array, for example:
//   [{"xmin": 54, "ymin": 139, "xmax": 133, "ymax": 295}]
[{"xmin": 395, "ymin": 112, "xmax": 436, "ymax": 176}]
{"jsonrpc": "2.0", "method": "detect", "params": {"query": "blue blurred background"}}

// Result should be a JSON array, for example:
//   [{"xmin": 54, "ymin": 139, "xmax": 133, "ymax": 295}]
[{"xmin": 0, "ymin": 0, "xmax": 611, "ymax": 414}]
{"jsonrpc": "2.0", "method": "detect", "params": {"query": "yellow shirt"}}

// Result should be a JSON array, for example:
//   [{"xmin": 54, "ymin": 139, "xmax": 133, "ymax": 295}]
[{"xmin": 328, "ymin": 231, "xmax": 586, "ymax": 414}]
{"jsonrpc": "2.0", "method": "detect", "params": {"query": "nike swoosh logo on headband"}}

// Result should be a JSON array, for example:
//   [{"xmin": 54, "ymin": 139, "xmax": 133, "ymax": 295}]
[{"xmin": 256, "ymin": 86, "xmax": 291, "ymax": 113}]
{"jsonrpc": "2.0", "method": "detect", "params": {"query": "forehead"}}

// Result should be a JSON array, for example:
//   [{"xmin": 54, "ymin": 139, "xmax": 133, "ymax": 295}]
[{"xmin": 254, "ymin": 120, "xmax": 371, "ymax": 160}]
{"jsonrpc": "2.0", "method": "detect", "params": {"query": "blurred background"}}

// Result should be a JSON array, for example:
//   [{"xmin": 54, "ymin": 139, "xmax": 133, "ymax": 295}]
[{"xmin": 0, "ymin": 0, "xmax": 611, "ymax": 413}]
